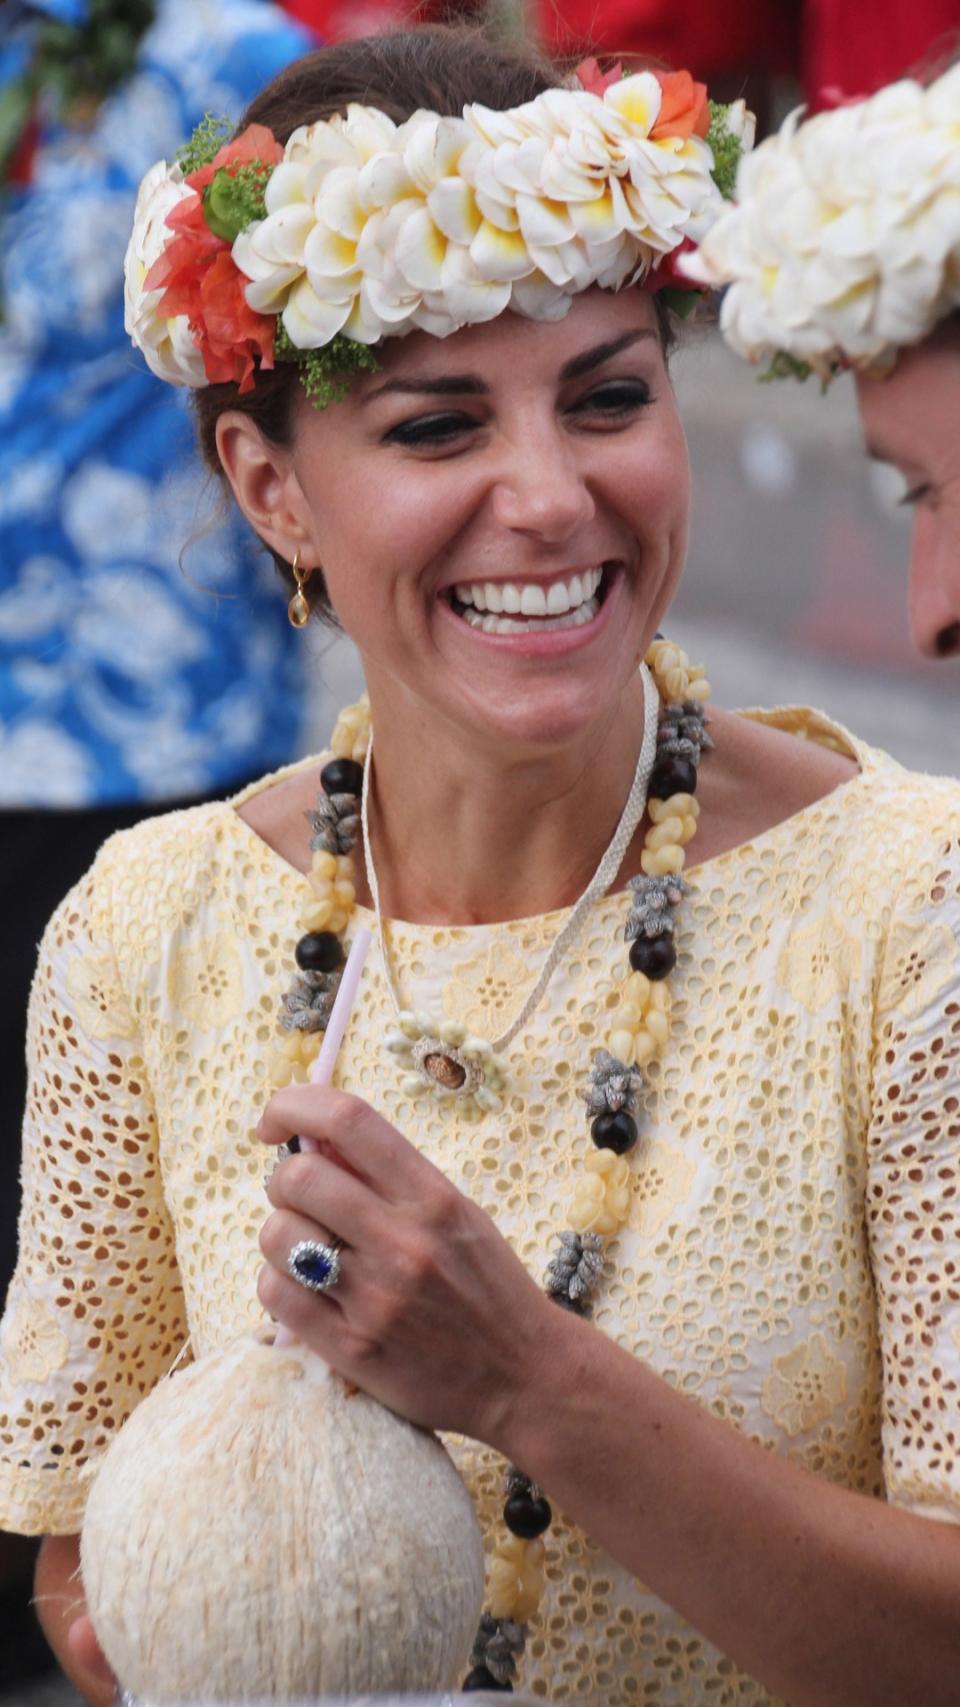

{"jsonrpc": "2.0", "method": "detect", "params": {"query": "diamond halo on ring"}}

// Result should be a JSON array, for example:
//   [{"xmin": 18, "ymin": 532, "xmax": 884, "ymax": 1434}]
[{"xmin": 288, "ymin": 1237, "xmax": 344, "ymax": 1294}]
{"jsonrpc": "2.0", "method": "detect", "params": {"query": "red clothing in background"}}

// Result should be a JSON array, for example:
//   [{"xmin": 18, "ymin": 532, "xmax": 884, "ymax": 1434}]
[
  {"xmin": 534, "ymin": 0, "xmax": 798, "ymax": 76},
  {"xmin": 804, "ymin": 0, "xmax": 959, "ymax": 103}
]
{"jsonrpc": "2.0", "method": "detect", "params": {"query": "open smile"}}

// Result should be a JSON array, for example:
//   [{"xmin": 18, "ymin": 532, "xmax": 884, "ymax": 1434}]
[{"xmin": 445, "ymin": 562, "xmax": 620, "ymax": 637}]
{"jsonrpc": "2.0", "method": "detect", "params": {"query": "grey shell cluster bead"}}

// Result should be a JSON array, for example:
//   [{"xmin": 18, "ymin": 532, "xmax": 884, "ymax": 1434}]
[
  {"xmin": 582, "ymin": 1048, "xmax": 644, "ymax": 1118},
  {"xmin": 307, "ymin": 790, "xmax": 360, "ymax": 856},
  {"xmin": 470, "ymin": 1612, "xmax": 527, "ymax": 1686},
  {"xmin": 544, "ymin": 1230, "xmax": 605, "ymax": 1304},
  {"xmin": 625, "ymin": 871, "xmax": 688, "ymax": 942},
  {"xmin": 505, "ymin": 1464, "xmax": 544, "ymax": 1503},
  {"xmin": 279, "ymin": 969, "xmax": 341, "ymax": 1032},
  {"xmin": 656, "ymin": 699, "xmax": 713, "ymax": 765}
]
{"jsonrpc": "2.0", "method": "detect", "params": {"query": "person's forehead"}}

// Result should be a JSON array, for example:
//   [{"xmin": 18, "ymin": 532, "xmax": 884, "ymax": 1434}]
[
  {"xmin": 855, "ymin": 345, "xmax": 945, "ymax": 463},
  {"xmin": 366, "ymin": 288, "xmax": 661, "ymax": 385}
]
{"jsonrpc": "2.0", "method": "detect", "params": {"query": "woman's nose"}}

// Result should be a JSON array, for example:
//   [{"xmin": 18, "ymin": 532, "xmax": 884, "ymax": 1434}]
[
  {"xmin": 908, "ymin": 514, "xmax": 960, "ymax": 659},
  {"xmin": 491, "ymin": 433, "xmax": 595, "ymax": 541}
]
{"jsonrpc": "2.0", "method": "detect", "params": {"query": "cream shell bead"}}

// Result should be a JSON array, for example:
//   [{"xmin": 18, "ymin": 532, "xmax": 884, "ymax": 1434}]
[
  {"xmin": 645, "ymin": 1009, "xmax": 670, "ymax": 1047},
  {"xmin": 304, "ymin": 897, "xmax": 335, "ymax": 930},
  {"xmin": 569, "ymin": 1151, "xmax": 632, "ymax": 1235},
  {"xmin": 329, "ymin": 693, "xmax": 371, "ymax": 763},
  {"xmin": 625, "ymin": 970, "xmax": 652, "ymax": 1006},
  {"xmin": 645, "ymin": 815, "xmax": 684, "ymax": 852},
  {"xmin": 607, "ymin": 1027, "xmax": 636, "ymax": 1063},
  {"xmin": 648, "ymin": 794, "xmax": 697, "ymax": 824},
  {"xmin": 640, "ymin": 845, "xmax": 685, "ymax": 877},
  {"xmin": 612, "ymin": 1003, "xmax": 644, "ymax": 1031},
  {"xmin": 80, "ymin": 1334, "xmax": 484, "ymax": 1702},
  {"xmin": 631, "ymin": 1030, "xmax": 658, "ymax": 1068},
  {"xmin": 486, "ymin": 1536, "xmax": 546, "ymax": 1623}
]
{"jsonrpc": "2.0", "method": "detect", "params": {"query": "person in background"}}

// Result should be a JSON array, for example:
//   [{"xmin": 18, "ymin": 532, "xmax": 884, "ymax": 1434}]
[
  {"xmin": 0, "ymin": 0, "xmax": 310, "ymax": 1682},
  {"xmin": 533, "ymin": 0, "xmax": 957, "ymax": 110},
  {"xmin": 685, "ymin": 52, "xmax": 960, "ymax": 660}
]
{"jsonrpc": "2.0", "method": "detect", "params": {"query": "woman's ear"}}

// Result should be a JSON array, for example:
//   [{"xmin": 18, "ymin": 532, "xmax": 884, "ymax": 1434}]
[{"xmin": 215, "ymin": 412, "xmax": 318, "ymax": 565}]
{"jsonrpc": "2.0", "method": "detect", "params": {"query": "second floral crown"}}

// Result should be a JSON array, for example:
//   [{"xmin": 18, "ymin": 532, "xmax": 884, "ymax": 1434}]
[{"xmin": 123, "ymin": 57, "xmax": 755, "ymax": 407}]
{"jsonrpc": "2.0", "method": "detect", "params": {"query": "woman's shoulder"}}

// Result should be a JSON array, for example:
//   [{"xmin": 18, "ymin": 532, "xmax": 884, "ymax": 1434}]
[
  {"xmin": 696, "ymin": 704, "xmax": 960, "ymax": 912},
  {"xmin": 737, "ymin": 703, "xmax": 960, "ymax": 835},
  {"xmin": 78, "ymin": 757, "xmax": 324, "ymax": 925}
]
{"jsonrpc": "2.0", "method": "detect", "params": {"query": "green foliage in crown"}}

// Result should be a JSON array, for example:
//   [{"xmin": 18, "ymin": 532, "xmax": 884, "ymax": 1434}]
[
  {"xmin": 203, "ymin": 163, "xmax": 271, "ymax": 241},
  {"xmin": 706, "ymin": 101, "xmax": 745, "ymax": 200},
  {"xmin": 176, "ymin": 113, "xmax": 234, "ymax": 176},
  {"xmin": 274, "ymin": 324, "xmax": 382, "ymax": 409}
]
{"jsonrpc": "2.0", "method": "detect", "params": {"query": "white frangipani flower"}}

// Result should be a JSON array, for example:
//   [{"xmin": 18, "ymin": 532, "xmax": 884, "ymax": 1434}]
[
  {"xmin": 684, "ymin": 63, "xmax": 960, "ymax": 377},
  {"xmin": 123, "ymin": 160, "xmax": 207, "ymax": 387},
  {"xmin": 230, "ymin": 75, "xmax": 727, "ymax": 351}
]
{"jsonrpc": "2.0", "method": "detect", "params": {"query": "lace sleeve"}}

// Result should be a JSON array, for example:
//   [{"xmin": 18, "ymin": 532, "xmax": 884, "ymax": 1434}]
[
  {"xmin": 0, "ymin": 848, "xmax": 188, "ymax": 1536},
  {"xmin": 867, "ymin": 831, "xmax": 960, "ymax": 1524}
]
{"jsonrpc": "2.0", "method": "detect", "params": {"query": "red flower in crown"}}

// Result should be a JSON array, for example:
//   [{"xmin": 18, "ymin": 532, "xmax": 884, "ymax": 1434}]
[
  {"xmin": 574, "ymin": 57, "xmax": 625, "ymax": 98},
  {"xmin": 145, "ymin": 124, "xmax": 283, "ymax": 393}
]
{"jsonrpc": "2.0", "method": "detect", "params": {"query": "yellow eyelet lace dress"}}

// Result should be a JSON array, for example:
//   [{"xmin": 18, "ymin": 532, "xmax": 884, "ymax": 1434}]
[{"xmin": 2, "ymin": 707, "xmax": 960, "ymax": 1705}]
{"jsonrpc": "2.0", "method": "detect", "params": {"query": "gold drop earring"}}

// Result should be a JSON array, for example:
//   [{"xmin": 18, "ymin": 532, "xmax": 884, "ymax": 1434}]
[{"xmin": 287, "ymin": 550, "xmax": 311, "ymax": 629}]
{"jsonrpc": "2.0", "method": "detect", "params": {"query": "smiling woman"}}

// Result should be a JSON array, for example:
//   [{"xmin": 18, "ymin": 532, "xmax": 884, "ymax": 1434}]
[{"xmin": 4, "ymin": 22, "xmax": 960, "ymax": 1707}]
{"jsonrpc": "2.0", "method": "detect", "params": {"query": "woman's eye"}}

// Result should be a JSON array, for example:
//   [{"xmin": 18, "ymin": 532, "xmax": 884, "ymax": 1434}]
[
  {"xmin": 384, "ymin": 412, "xmax": 478, "ymax": 448},
  {"xmin": 573, "ymin": 379, "xmax": 653, "ymax": 418}
]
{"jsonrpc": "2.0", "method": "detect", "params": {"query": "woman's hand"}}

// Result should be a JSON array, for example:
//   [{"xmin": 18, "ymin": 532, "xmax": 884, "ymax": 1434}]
[
  {"xmin": 33, "ymin": 1535, "xmax": 117, "ymax": 1707},
  {"xmin": 257, "ymin": 1085, "xmax": 572, "ymax": 1448}
]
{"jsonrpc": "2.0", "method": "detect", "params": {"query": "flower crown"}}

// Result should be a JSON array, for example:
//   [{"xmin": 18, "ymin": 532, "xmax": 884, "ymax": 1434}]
[
  {"xmin": 123, "ymin": 59, "xmax": 754, "ymax": 406},
  {"xmin": 682, "ymin": 63, "xmax": 960, "ymax": 384}
]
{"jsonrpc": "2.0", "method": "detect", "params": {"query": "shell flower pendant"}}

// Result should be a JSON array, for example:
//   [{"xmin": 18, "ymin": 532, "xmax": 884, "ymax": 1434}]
[{"xmin": 384, "ymin": 1011, "xmax": 506, "ymax": 1121}]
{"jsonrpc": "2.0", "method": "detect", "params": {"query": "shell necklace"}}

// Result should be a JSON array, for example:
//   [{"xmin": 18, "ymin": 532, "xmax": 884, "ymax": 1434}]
[
  {"xmin": 270, "ymin": 636, "xmax": 713, "ymax": 1693},
  {"xmin": 362, "ymin": 662, "xmax": 660, "ymax": 1115}
]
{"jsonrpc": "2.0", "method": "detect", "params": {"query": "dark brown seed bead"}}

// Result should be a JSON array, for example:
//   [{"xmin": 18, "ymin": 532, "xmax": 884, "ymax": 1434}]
[
  {"xmin": 504, "ymin": 1492, "xmax": 552, "ymax": 1539},
  {"xmin": 629, "ymin": 934, "xmax": 677, "ymax": 980},
  {"xmin": 648, "ymin": 755, "xmax": 697, "ymax": 799},
  {"xmin": 321, "ymin": 758, "xmax": 364, "ymax": 797},
  {"xmin": 591, "ymin": 1110, "xmax": 638, "ymax": 1155},
  {"xmin": 464, "ymin": 1666, "xmax": 513, "ymax": 1692},
  {"xmin": 295, "ymin": 931, "xmax": 344, "ymax": 973}
]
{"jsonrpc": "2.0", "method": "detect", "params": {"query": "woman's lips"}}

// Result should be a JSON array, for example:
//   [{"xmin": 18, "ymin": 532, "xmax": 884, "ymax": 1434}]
[{"xmin": 439, "ymin": 561, "xmax": 623, "ymax": 653}]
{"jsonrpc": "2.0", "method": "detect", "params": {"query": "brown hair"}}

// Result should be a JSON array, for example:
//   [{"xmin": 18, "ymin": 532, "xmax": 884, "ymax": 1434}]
[{"xmin": 193, "ymin": 25, "xmax": 678, "ymax": 625}]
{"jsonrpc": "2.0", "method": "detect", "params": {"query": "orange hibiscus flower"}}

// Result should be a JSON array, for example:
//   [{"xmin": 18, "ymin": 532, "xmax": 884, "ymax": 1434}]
[
  {"xmin": 145, "ymin": 124, "xmax": 284, "ymax": 393},
  {"xmin": 650, "ymin": 70, "xmax": 710, "ymax": 141}
]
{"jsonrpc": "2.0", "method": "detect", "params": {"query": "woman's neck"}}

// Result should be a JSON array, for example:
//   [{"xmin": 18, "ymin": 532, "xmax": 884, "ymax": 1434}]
[{"xmin": 363, "ymin": 673, "xmax": 650, "ymax": 926}]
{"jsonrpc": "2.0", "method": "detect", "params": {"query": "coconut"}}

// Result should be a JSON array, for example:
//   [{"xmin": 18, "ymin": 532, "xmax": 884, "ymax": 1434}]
[{"xmin": 80, "ymin": 1332, "xmax": 485, "ymax": 1702}]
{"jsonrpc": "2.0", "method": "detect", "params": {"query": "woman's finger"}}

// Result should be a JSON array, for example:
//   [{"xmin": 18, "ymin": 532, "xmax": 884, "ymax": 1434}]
[
  {"xmin": 258, "ymin": 1085, "xmax": 449, "ymax": 1205},
  {"xmin": 265, "ymin": 1149, "xmax": 390, "ymax": 1251},
  {"xmin": 259, "ymin": 1204, "xmax": 351, "ymax": 1296}
]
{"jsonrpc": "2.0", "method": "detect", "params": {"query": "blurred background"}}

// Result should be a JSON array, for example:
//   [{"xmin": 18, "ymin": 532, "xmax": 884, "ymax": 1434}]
[{"xmin": 3, "ymin": 0, "xmax": 959, "ymax": 1700}]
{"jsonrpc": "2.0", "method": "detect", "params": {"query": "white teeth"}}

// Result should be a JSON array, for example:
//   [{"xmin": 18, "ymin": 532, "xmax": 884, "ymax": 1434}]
[
  {"xmin": 453, "ymin": 565, "xmax": 608, "ymax": 616},
  {"xmin": 461, "ymin": 596, "xmax": 599, "ymax": 635}
]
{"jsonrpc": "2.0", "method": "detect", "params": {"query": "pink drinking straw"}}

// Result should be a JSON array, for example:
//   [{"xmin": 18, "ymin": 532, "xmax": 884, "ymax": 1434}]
[{"xmin": 274, "ymin": 926, "xmax": 372, "ymax": 1348}]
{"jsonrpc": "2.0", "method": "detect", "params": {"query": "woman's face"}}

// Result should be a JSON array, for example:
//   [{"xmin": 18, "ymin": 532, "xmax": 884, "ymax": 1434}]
[
  {"xmin": 855, "ymin": 324, "xmax": 960, "ymax": 660},
  {"xmin": 283, "ymin": 288, "xmax": 689, "ymax": 753}
]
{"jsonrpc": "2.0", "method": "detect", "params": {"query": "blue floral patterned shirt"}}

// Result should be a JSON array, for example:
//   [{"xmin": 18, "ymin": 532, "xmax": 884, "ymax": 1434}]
[{"xmin": 0, "ymin": 0, "xmax": 312, "ymax": 806}]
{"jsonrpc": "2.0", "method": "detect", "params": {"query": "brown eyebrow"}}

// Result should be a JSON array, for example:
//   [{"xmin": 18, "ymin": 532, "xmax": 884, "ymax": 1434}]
[{"xmin": 361, "ymin": 328, "xmax": 656, "ymax": 403}]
